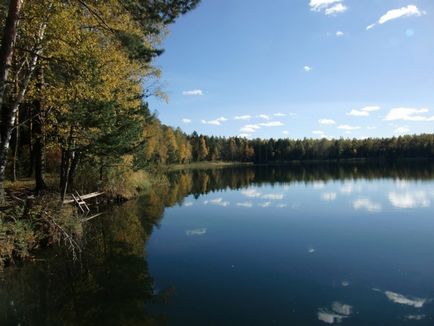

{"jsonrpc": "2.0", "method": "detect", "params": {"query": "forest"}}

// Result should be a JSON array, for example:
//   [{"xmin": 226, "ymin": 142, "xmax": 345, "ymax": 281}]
[{"xmin": 1, "ymin": 1, "xmax": 434, "ymax": 203}]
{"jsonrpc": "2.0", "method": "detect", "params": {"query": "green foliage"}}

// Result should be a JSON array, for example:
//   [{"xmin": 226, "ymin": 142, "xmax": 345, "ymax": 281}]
[{"xmin": 0, "ymin": 218, "xmax": 36, "ymax": 270}]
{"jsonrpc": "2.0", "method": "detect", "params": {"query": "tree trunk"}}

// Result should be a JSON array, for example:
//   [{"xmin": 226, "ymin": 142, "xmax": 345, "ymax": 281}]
[
  {"xmin": 34, "ymin": 68, "xmax": 46, "ymax": 192},
  {"xmin": 0, "ymin": 0, "xmax": 23, "ymax": 107},
  {"xmin": 27, "ymin": 106, "xmax": 34, "ymax": 177},
  {"xmin": 34, "ymin": 105, "xmax": 46, "ymax": 192},
  {"xmin": 0, "ymin": 0, "xmax": 23, "ymax": 203},
  {"xmin": 67, "ymin": 152, "xmax": 80, "ymax": 191},
  {"xmin": 12, "ymin": 110, "xmax": 19, "ymax": 182},
  {"xmin": 60, "ymin": 126, "xmax": 75, "ymax": 201}
]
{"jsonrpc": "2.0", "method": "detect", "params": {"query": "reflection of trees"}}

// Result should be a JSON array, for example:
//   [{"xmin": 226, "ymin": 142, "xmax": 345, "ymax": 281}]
[
  {"xmin": 138, "ymin": 161, "xmax": 434, "ymax": 217},
  {"xmin": 1, "ymin": 161, "xmax": 433, "ymax": 324},
  {"xmin": 0, "ymin": 200, "xmax": 167, "ymax": 325},
  {"xmin": 165, "ymin": 161, "xmax": 434, "ymax": 202}
]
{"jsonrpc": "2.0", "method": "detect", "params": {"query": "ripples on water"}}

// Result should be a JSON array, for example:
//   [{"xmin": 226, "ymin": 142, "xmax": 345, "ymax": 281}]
[{"xmin": 1, "ymin": 161, "xmax": 434, "ymax": 325}]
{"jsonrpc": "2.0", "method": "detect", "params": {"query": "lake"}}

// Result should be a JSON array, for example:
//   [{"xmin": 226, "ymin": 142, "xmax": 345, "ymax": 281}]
[{"xmin": 1, "ymin": 162, "xmax": 434, "ymax": 325}]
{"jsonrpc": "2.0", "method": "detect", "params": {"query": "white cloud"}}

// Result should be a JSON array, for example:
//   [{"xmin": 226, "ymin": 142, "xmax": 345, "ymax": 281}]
[
  {"xmin": 234, "ymin": 115, "xmax": 252, "ymax": 120},
  {"xmin": 353, "ymin": 198, "xmax": 382, "ymax": 212},
  {"xmin": 310, "ymin": 0, "xmax": 347, "ymax": 15},
  {"xmin": 240, "ymin": 128, "xmax": 256, "ymax": 133},
  {"xmin": 347, "ymin": 106, "xmax": 380, "ymax": 117},
  {"xmin": 201, "ymin": 117, "xmax": 227, "ymax": 126},
  {"xmin": 238, "ymin": 133, "xmax": 251, "ymax": 138},
  {"xmin": 313, "ymin": 130, "xmax": 325, "ymax": 135},
  {"xmin": 183, "ymin": 201, "xmax": 194, "ymax": 207},
  {"xmin": 325, "ymin": 3, "xmax": 347, "ymax": 15},
  {"xmin": 186, "ymin": 228, "xmax": 206, "ymax": 236},
  {"xmin": 242, "ymin": 188, "xmax": 262, "ymax": 198},
  {"xmin": 309, "ymin": 0, "xmax": 341, "ymax": 11},
  {"xmin": 274, "ymin": 112, "xmax": 286, "ymax": 117},
  {"xmin": 384, "ymin": 108, "xmax": 434, "ymax": 122},
  {"xmin": 367, "ymin": 5, "xmax": 426, "ymax": 30},
  {"xmin": 388, "ymin": 191, "xmax": 430, "ymax": 209},
  {"xmin": 394, "ymin": 127, "xmax": 410, "ymax": 134},
  {"xmin": 240, "ymin": 124, "xmax": 261, "ymax": 133},
  {"xmin": 182, "ymin": 89, "xmax": 203, "ymax": 96},
  {"xmin": 338, "ymin": 125, "xmax": 361, "ymax": 131},
  {"xmin": 277, "ymin": 204, "xmax": 288, "ymax": 208},
  {"xmin": 257, "ymin": 114, "xmax": 271, "ymax": 120},
  {"xmin": 336, "ymin": 31, "xmax": 344, "ymax": 37},
  {"xmin": 321, "ymin": 192, "xmax": 337, "ymax": 201},
  {"xmin": 347, "ymin": 109, "xmax": 369, "ymax": 117},
  {"xmin": 182, "ymin": 118, "xmax": 192, "ymax": 123},
  {"xmin": 304, "ymin": 65, "xmax": 312, "ymax": 72},
  {"xmin": 259, "ymin": 121, "xmax": 285, "ymax": 127},
  {"xmin": 283, "ymin": 130, "xmax": 289, "ymax": 135},
  {"xmin": 384, "ymin": 291, "xmax": 427, "ymax": 308},
  {"xmin": 362, "ymin": 106, "xmax": 381, "ymax": 112},
  {"xmin": 319, "ymin": 119, "xmax": 336, "ymax": 125},
  {"xmin": 236, "ymin": 201, "xmax": 253, "ymax": 208}
]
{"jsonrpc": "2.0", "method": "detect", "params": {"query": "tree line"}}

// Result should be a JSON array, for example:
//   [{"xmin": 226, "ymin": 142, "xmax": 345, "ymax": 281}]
[
  {"xmin": 1, "ymin": 1, "xmax": 433, "ymax": 203},
  {"xmin": 184, "ymin": 133, "xmax": 434, "ymax": 163}
]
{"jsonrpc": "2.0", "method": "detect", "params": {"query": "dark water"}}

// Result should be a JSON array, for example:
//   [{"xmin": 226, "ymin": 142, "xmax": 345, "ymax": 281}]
[{"xmin": 1, "ymin": 161, "xmax": 434, "ymax": 325}]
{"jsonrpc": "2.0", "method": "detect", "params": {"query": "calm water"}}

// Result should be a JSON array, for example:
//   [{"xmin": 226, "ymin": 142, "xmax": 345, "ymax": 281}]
[{"xmin": 1, "ymin": 162, "xmax": 434, "ymax": 325}]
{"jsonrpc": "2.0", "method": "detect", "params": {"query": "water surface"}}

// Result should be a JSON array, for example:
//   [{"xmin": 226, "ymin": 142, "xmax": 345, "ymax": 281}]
[{"xmin": 1, "ymin": 162, "xmax": 434, "ymax": 325}]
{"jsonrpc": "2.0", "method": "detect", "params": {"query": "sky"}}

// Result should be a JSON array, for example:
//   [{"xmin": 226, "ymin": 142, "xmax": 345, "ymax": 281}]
[{"xmin": 147, "ymin": 0, "xmax": 434, "ymax": 140}]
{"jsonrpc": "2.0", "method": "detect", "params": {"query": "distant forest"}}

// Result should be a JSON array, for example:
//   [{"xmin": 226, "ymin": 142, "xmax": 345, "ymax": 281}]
[{"xmin": 1, "ymin": 1, "xmax": 433, "ymax": 200}]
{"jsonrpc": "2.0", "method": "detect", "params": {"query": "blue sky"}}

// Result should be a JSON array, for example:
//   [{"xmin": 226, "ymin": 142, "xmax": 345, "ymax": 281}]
[{"xmin": 148, "ymin": 0, "xmax": 434, "ymax": 139}]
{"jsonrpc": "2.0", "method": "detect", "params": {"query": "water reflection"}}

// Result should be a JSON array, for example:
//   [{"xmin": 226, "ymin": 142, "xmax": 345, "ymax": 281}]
[
  {"xmin": 352, "ymin": 198, "xmax": 382, "ymax": 212},
  {"xmin": 186, "ymin": 228, "xmax": 207, "ymax": 236},
  {"xmin": 1, "ymin": 161, "xmax": 434, "ymax": 325},
  {"xmin": 0, "ymin": 199, "xmax": 167, "ymax": 325},
  {"xmin": 388, "ymin": 191, "xmax": 431, "ymax": 208},
  {"xmin": 375, "ymin": 289, "xmax": 428, "ymax": 308},
  {"xmin": 318, "ymin": 302, "xmax": 353, "ymax": 324}
]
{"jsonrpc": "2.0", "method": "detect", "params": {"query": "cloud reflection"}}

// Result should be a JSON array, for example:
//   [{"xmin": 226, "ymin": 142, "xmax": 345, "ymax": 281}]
[
  {"xmin": 312, "ymin": 181, "xmax": 326, "ymax": 189},
  {"xmin": 388, "ymin": 191, "xmax": 430, "ymax": 209},
  {"xmin": 258, "ymin": 202, "xmax": 272, "ymax": 207},
  {"xmin": 241, "ymin": 189, "xmax": 262, "ymax": 198},
  {"xmin": 236, "ymin": 201, "xmax": 253, "ymax": 208},
  {"xmin": 384, "ymin": 291, "xmax": 427, "ymax": 308},
  {"xmin": 186, "ymin": 228, "xmax": 207, "ymax": 236},
  {"xmin": 374, "ymin": 289, "xmax": 428, "ymax": 308},
  {"xmin": 318, "ymin": 302, "xmax": 352, "ymax": 324},
  {"xmin": 262, "ymin": 193, "xmax": 284, "ymax": 200},
  {"xmin": 204, "ymin": 198, "xmax": 230, "ymax": 207},
  {"xmin": 321, "ymin": 192, "xmax": 337, "ymax": 201},
  {"xmin": 352, "ymin": 198, "xmax": 382, "ymax": 212},
  {"xmin": 406, "ymin": 314, "xmax": 426, "ymax": 320}
]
